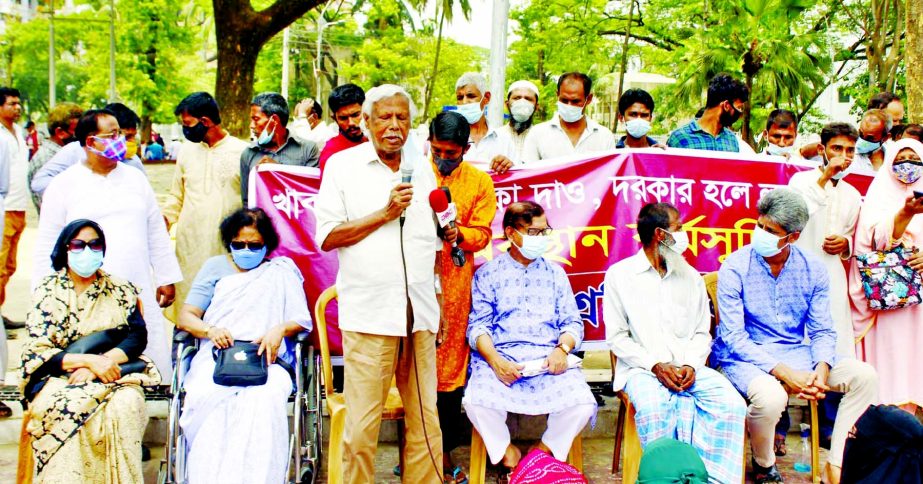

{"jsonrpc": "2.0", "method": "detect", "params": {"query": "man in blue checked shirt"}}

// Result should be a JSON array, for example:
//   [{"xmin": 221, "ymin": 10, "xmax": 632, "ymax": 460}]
[
  {"xmin": 667, "ymin": 73, "xmax": 750, "ymax": 153},
  {"xmin": 713, "ymin": 188, "xmax": 878, "ymax": 484}
]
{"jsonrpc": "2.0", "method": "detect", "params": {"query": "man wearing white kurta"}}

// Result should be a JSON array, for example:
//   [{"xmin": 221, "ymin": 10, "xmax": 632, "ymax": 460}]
[
  {"xmin": 789, "ymin": 122, "xmax": 862, "ymax": 358},
  {"xmin": 163, "ymin": 92, "xmax": 248, "ymax": 323},
  {"xmin": 33, "ymin": 109, "xmax": 182, "ymax": 374},
  {"xmin": 315, "ymin": 85, "xmax": 443, "ymax": 484},
  {"xmin": 605, "ymin": 202, "xmax": 746, "ymax": 483}
]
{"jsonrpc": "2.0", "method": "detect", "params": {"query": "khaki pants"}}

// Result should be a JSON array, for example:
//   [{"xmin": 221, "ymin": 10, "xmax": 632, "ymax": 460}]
[
  {"xmin": 746, "ymin": 358, "xmax": 878, "ymax": 468},
  {"xmin": 0, "ymin": 210, "xmax": 25, "ymax": 306},
  {"xmin": 342, "ymin": 330, "xmax": 443, "ymax": 484}
]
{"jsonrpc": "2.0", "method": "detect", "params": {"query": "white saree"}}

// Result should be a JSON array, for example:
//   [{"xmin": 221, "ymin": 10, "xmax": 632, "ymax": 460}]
[{"xmin": 178, "ymin": 257, "xmax": 311, "ymax": 484}]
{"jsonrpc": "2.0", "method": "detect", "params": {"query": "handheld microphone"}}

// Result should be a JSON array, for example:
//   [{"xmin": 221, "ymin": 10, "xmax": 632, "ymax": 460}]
[
  {"xmin": 429, "ymin": 188, "xmax": 466, "ymax": 267},
  {"xmin": 399, "ymin": 157, "xmax": 414, "ymax": 226}
]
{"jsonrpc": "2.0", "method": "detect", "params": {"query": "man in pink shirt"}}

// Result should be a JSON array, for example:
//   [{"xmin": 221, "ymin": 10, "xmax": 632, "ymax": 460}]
[{"xmin": 319, "ymin": 84, "xmax": 367, "ymax": 174}]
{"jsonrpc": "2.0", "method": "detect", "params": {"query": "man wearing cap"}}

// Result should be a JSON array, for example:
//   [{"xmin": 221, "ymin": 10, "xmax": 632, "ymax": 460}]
[{"xmin": 503, "ymin": 80, "xmax": 540, "ymax": 162}]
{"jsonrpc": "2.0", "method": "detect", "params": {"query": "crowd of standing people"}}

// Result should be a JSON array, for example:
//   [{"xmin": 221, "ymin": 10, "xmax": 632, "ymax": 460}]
[{"xmin": 0, "ymin": 66, "xmax": 920, "ymax": 484}]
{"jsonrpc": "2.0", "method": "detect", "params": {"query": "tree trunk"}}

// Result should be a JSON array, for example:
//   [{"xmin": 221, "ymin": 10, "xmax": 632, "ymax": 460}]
[
  {"xmin": 908, "ymin": 0, "xmax": 923, "ymax": 123},
  {"xmin": 422, "ymin": 8, "xmax": 445, "ymax": 122},
  {"xmin": 215, "ymin": 35, "xmax": 262, "ymax": 138},
  {"xmin": 141, "ymin": 46, "xmax": 157, "ymax": 143},
  {"xmin": 742, "ymin": 71, "xmax": 754, "ymax": 148}
]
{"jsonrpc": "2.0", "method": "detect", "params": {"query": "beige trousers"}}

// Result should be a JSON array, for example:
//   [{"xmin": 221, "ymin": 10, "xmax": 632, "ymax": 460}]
[
  {"xmin": 746, "ymin": 358, "xmax": 878, "ymax": 468},
  {"xmin": 342, "ymin": 330, "xmax": 443, "ymax": 484}
]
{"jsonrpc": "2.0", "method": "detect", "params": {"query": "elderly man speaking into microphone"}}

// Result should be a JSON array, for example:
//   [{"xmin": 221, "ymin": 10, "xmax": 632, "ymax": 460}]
[{"xmin": 315, "ymin": 84, "xmax": 444, "ymax": 483}]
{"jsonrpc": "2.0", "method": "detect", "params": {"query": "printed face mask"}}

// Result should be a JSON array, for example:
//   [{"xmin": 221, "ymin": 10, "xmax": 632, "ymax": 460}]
[
  {"xmin": 892, "ymin": 160, "xmax": 923, "ymax": 185},
  {"xmin": 88, "ymin": 135, "xmax": 128, "ymax": 162}
]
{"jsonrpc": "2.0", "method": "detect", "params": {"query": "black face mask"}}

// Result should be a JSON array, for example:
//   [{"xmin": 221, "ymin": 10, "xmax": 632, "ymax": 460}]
[
  {"xmin": 435, "ymin": 155, "xmax": 463, "ymax": 176},
  {"xmin": 182, "ymin": 121, "xmax": 208, "ymax": 143},
  {"xmin": 719, "ymin": 104, "xmax": 742, "ymax": 128}
]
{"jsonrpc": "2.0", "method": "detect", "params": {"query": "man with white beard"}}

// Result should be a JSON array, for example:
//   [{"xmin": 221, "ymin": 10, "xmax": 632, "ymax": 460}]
[
  {"xmin": 604, "ymin": 202, "xmax": 747, "ymax": 483},
  {"xmin": 502, "ymin": 80, "xmax": 540, "ymax": 162}
]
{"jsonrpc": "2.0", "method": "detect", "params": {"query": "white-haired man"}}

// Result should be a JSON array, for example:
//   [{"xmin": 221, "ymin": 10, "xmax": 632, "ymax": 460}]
[
  {"xmin": 454, "ymin": 72, "xmax": 517, "ymax": 174},
  {"xmin": 605, "ymin": 202, "xmax": 746, "ymax": 483},
  {"xmin": 504, "ymin": 80, "xmax": 540, "ymax": 161},
  {"xmin": 315, "ymin": 84, "xmax": 443, "ymax": 483},
  {"xmin": 713, "ymin": 189, "xmax": 878, "ymax": 484}
]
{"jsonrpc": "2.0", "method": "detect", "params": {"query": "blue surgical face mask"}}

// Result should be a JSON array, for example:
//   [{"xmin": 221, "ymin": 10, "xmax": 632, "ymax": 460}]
[
  {"xmin": 556, "ymin": 101, "xmax": 586, "ymax": 123},
  {"xmin": 854, "ymin": 137, "xmax": 883, "ymax": 155},
  {"xmin": 513, "ymin": 230, "xmax": 551, "ymax": 260},
  {"xmin": 822, "ymin": 152, "xmax": 851, "ymax": 181},
  {"xmin": 230, "ymin": 245, "xmax": 267, "ymax": 270},
  {"xmin": 455, "ymin": 102, "xmax": 485, "ymax": 125},
  {"xmin": 751, "ymin": 226, "xmax": 788, "ymax": 258},
  {"xmin": 68, "ymin": 247, "xmax": 104, "ymax": 277},
  {"xmin": 257, "ymin": 118, "xmax": 276, "ymax": 147},
  {"xmin": 625, "ymin": 118, "xmax": 652, "ymax": 139}
]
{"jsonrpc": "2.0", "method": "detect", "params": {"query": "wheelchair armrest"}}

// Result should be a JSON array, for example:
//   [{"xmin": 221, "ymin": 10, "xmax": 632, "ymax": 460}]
[
  {"xmin": 173, "ymin": 330, "xmax": 196, "ymax": 344},
  {"xmin": 296, "ymin": 331, "xmax": 311, "ymax": 343}
]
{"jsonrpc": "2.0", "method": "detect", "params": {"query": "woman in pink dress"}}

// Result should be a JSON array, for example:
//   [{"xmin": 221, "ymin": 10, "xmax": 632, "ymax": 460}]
[{"xmin": 849, "ymin": 138, "xmax": 923, "ymax": 411}]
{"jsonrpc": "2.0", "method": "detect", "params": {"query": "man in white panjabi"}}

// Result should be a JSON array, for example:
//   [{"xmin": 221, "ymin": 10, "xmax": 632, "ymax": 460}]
[
  {"xmin": 788, "ymin": 122, "xmax": 862, "ymax": 358},
  {"xmin": 33, "ymin": 109, "xmax": 182, "ymax": 374},
  {"xmin": 162, "ymin": 92, "xmax": 248, "ymax": 324}
]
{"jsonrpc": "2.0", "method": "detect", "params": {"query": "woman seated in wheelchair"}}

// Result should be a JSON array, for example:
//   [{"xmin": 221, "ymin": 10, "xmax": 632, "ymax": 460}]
[
  {"xmin": 176, "ymin": 207, "xmax": 311, "ymax": 483},
  {"xmin": 20, "ymin": 219, "xmax": 161, "ymax": 482}
]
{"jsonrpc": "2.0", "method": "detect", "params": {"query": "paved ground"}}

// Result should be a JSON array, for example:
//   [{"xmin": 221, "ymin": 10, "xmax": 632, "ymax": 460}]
[{"xmin": 0, "ymin": 163, "xmax": 825, "ymax": 483}]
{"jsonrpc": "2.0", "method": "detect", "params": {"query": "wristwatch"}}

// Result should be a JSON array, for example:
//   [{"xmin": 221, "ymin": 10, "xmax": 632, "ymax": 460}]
[{"xmin": 555, "ymin": 342, "xmax": 572, "ymax": 355}]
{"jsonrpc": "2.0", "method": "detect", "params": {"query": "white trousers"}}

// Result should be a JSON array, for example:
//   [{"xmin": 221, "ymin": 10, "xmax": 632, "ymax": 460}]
[
  {"xmin": 464, "ymin": 402, "xmax": 594, "ymax": 464},
  {"xmin": 746, "ymin": 358, "xmax": 878, "ymax": 468}
]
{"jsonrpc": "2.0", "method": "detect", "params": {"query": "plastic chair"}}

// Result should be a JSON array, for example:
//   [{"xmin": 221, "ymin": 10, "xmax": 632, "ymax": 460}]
[
  {"xmin": 468, "ymin": 427, "xmax": 583, "ymax": 484},
  {"xmin": 313, "ymin": 286, "xmax": 405, "ymax": 484}
]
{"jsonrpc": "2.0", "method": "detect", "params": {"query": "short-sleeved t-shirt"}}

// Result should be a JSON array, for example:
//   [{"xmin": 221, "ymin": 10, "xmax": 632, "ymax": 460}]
[{"xmin": 185, "ymin": 255, "xmax": 238, "ymax": 311}]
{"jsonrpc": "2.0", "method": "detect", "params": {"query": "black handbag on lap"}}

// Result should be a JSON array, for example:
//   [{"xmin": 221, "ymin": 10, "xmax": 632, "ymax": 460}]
[{"xmin": 212, "ymin": 341, "xmax": 268, "ymax": 386}]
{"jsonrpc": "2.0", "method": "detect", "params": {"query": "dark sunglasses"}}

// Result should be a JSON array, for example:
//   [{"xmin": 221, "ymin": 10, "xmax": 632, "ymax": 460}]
[
  {"xmin": 229, "ymin": 241, "xmax": 265, "ymax": 251},
  {"xmin": 68, "ymin": 238, "xmax": 104, "ymax": 252}
]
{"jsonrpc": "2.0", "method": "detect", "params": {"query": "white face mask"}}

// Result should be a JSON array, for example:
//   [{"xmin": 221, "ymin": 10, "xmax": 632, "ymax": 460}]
[
  {"xmin": 625, "ymin": 118, "xmax": 652, "ymax": 139},
  {"xmin": 556, "ymin": 101, "xmax": 585, "ymax": 123},
  {"xmin": 509, "ymin": 99, "xmax": 535, "ymax": 123},
  {"xmin": 455, "ymin": 102, "xmax": 484, "ymax": 125},
  {"xmin": 659, "ymin": 228, "xmax": 689, "ymax": 255},
  {"xmin": 766, "ymin": 143, "xmax": 795, "ymax": 157}
]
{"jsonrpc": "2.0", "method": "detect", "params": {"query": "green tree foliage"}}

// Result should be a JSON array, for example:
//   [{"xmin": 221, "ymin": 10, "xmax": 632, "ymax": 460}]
[{"xmin": 336, "ymin": 0, "xmax": 486, "ymax": 122}]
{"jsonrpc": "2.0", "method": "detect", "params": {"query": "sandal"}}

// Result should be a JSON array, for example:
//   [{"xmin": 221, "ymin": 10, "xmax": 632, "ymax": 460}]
[
  {"xmin": 773, "ymin": 433, "xmax": 787, "ymax": 456},
  {"xmin": 445, "ymin": 465, "xmax": 468, "ymax": 484}
]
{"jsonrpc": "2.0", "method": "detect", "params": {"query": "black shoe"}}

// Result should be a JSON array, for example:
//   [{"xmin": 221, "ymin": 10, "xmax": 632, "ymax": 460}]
[
  {"xmin": 142, "ymin": 444, "xmax": 151, "ymax": 462},
  {"xmin": 752, "ymin": 459, "xmax": 784, "ymax": 484},
  {"xmin": 819, "ymin": 434, "xmax": 832, "ymax": 450},
  {"xmin": 3, "ymin": 316, "xmax": 24, "ymax": 329},
  {"xmin": 0, "ymin": 402, "xmax": 12, "ymax": 418}
]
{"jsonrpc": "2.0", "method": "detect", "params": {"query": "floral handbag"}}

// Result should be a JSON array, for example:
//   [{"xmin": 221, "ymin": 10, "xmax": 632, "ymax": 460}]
[{"xmin": 856, "ymin": 246, "xmax": 923, "ymax": 311}]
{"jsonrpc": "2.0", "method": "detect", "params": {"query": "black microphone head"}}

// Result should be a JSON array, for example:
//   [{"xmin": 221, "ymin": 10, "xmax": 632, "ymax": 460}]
[{"xmin": 440, "ymin": 186, "xmax": 452, "ymax": 203}]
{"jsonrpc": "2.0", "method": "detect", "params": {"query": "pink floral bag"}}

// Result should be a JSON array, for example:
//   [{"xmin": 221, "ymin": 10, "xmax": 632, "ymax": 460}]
[
  {"xmin": 509, "ymin": 449, "xmax": 587, "ymax": 484},
  {"xmin": 855, "ymin": 246, "xmax": 923, "ymax": 311}
]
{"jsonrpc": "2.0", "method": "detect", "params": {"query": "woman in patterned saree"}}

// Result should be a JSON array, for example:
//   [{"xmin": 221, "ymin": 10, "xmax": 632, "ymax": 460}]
[
  {"xmin": 849, "ymin": 138, "xmax": 923, "ymax": 411},
  {"xmin": 20, "ymin": 219, "xmax": 161, "ymax": 483}
]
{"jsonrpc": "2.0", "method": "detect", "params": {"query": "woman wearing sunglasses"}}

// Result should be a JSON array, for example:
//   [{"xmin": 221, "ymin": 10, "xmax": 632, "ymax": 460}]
[
  {"xmin": 20, "ymin": 219, "xmax": 161, "ymax": 482},
  {"xmin": 175, "ymin": 207, "xmax": 311, "ymax": 483}
]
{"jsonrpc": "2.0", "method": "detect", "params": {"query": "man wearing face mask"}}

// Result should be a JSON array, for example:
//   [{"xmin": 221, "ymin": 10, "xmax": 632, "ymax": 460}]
[
  {"xmin": 615, "ymin": 89, "xmax": 663, "ymax": 149},
  {"xmin": 503, "ymin": 80, "xmax": 539, "ymax": 161},
  {"xmin": 761, "ymin": 109, "xmax": 799, "ymax": 159},
  {"xmin": 713, "ymin": 189, "xmax": 878, "ymax": 484},
  {"xmin": 668, "ymin": 74, "xmax": 750, "ymax": 153},
  {"xmin": 31, "ymin": 103, "xmax": 147, "ymax": 200},
  {"xmin": 522, "ymin": 72, "xmax": 615, "ymax": 162},
  {"xmin": 33, "ymin": 109, "xmax": 183, "ymax": 375},
  {"xmin": 453, "ymin": 72, "xmax": 517, "ymax": 174},
  {"xmin": 426, "ymin": 111, "xmax": 496, "ymax": 482},
  {"xmin": 463, "ymin": 201, "xmax": 596, "ymax": 472},
  {"xmin": 851, "ymin": 109, "xmax": 891, "ymax": 172},
  {"xmin": 318, "ymin": 84, "xmax": 367, "ymax": 173},
  {"xmin": 788, "ymin": 122, "xmax": 861, "ymax": 360},
  {"xmin": 161, "ymin": 92, "xmax": 248, "ymax": 324},
  {"xmin": 605, "ymin": 202, "xmax": 746, "ymax": 483},
  {"xmin": 28, "ymin": 103, "xmax": 83, "ymax": 213},
  {"xmin": 240, "ymin": 92, "xmax": 320, "ymax": 207}
]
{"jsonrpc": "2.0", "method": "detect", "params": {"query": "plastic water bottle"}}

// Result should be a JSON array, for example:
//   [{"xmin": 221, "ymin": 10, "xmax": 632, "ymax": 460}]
[{"xmin": 793, "ymin": 423, "xmax": 812, "ymax": 473}]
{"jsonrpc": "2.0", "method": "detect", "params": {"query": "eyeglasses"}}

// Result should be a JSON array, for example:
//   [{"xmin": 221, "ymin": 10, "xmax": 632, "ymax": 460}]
[
  {"xmin": 229, "ymin": 241, "xmax": 265, "ymax": 251},
  {"xmin": 68, "ymin": 238, "xmax": 104, "ymax": 253},
  {"xmin": 518, "ymin": 227, "xmax": 554, "ymax": 237}
]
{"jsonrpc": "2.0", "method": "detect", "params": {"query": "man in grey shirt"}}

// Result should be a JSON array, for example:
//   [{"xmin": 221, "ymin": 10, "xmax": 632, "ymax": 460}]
[{"xmin": 240, "ymin": 92, "xmax": 320, "ymax": 206}]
